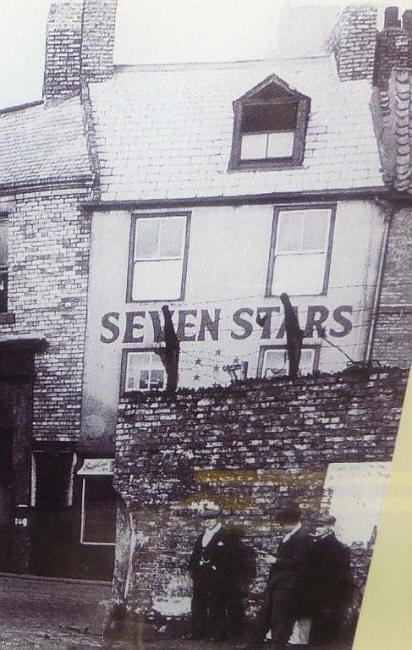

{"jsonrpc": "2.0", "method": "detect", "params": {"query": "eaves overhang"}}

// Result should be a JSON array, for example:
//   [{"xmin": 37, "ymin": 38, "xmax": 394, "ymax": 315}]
[
  {"xmin": 82, "ymin": 186, "xmax": 389, "ymax": 212},
  {"xmin": 0, "ymin": 176, "xmax": 94, "ymax": 197}
]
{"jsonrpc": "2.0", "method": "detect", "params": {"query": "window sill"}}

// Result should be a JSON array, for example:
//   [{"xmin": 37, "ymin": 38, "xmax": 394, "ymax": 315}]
[
  {"xmin": 228, "ymin": 159, "xmax": 304, "ymax": 172},
  {"xmin": 0, "ymin": 312, "xmax": 15, "ymax": 325}
]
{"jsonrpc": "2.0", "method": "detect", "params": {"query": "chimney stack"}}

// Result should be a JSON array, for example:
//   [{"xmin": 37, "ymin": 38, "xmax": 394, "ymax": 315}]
[
  {"xmin": 43, "ymin": 0, "xmax": 118, "ymax": 101},
  {"xmin": 327, "ymin": 4, "xmax": 378, "ymax": 81},
  {"xmin": 373, "ymin": 6, "xmax": 412, "ymax": 90}
]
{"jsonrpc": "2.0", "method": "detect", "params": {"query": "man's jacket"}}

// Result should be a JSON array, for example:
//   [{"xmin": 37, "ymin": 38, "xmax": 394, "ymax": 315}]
[
  {"xmin": 189, "ymin": 527, "xmax": 237, "ymax": 585},
  {"xmin": 267, "ymin": 528, "xmax": 312, "ymax": 593},
  {"xmin": 307, "ymin": 532, "xmax": 353, "ymax": 613}
]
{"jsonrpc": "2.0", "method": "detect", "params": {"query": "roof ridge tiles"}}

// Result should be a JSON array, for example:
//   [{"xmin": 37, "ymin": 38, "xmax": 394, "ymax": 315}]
[
  {"xmin": 0, "ymin": 99, "xmax": 44, "ymax": 116},
  {"xmin": 113, "ymin": 54, "xmax": 331, "ymax": 74}
]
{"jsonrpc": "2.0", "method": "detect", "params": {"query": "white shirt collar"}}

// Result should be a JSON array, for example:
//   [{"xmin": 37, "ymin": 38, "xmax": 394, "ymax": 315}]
[
  {"xmin": 313, "ymin": 530, "xmax": 334, "ymax": 541},
  {"xmin": 202, "ymin": 522, "xmax": 222, "ymax": 547},
  {"xmin": 282, "ymin": 522, "xmax": 302, "ymax": 544}
]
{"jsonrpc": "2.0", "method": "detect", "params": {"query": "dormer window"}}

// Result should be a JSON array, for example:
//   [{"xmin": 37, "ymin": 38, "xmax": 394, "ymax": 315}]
[{"xmin": 229, "ymin": 75, "xmax": 310, "ymax": 171}]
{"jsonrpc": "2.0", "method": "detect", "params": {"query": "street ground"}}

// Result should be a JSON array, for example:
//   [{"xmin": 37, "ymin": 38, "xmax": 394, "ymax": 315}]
[{"xmin": 0, "ymin": 573, "xmax": 352, "ymax": 649}]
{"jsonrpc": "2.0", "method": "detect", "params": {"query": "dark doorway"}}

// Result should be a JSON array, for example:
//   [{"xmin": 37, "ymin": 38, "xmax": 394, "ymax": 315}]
[
  {"xmin": 30, "ymin": 452, "xmax": 75, "ymax": 577},
  {"xmin": 0, "ymin": 342, "xmax": 38, "ymax": 574},
  {"xmin": 0, "ymin": 392, "xmax": 13, "ymax": 571}
]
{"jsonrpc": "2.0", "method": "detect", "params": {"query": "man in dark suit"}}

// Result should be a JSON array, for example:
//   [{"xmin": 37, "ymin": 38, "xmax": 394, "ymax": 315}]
[
  {"xmin": 308, "ymin": 514, "xmax": 353, "ymax": 645},
  {"xmin": 244, "ymin": 505, "xmax": 312, "ymax": 649},
  {"xmin": 188, "ymin": 504, "xmax": 240, "ymax": 641}
]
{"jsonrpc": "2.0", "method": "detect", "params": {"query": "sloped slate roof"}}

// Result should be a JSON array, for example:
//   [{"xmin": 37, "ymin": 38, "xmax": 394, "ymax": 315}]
[
  {"xmin": 0, "ymin": 97, "xmax": 92, "ymax": 190},
  {"xmin": 89, "ymin": 55, "xmax": 384, "ymax": 202}
]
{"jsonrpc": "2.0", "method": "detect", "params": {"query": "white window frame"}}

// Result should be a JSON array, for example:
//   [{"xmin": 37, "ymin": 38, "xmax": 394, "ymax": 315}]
[
  {"xmin": 122, "ymin": 349, "xmax": 166, "ymax": 393},
  {"xmin": 240, "ymin": 130, "xmax": 295, "ymax": 160},
  {"xmin": 78, "ymin": 461, "xmax": 116, "ymax": 547},
  {"xmin": 267, "ymin": 204, "xmax": 335, "ymax": 297},
  {"xmin": 127, "ymin": 212, "xmax": 190, "ymax": 302},
  {"xmin": 258, "ymin": 345, "xmax": 319, "ymax": 378}
]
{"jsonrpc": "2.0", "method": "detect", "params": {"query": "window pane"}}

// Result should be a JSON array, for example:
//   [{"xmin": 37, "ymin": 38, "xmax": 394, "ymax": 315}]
[
  {"xmin": 126, "ymin": 353, "xmax": 149, "ymax": 390},
  {"xmin": 126, "ymin": 375, "xmax": 137, "ymax": 391},
  {"xmin": 267, "ymin": 131, "xmax": 294, "ymax": 158},
  {"xmin": 150, "ymin": 369, "xmax": 165, "ymax": 389},
  {"xmin": 139, "ymin": 369, "xmax": 149, "ymax": 390},
  {"xmin": 0, "ymin": 271, "xmax": 7, "ymax": 313},
  {"xmin": 132, "ymin": 259, "xmax": 183, "ymax": 300},
  {"xmin": 302, "ymin": 210, "xmax": 330, "ymax": 250},
  {"xmin": 83, "ymin": 477, "xmax": 116, "ymax": 544},
  {"xmin": 126, "ymin": 352, "xmax": 165, "ymax": 392},
  {"xmin": 240, "ymin": 133, "xmax": 267, "ymax": 159},
  {"xmin": 263, "ymin": 349, "xmax": 288, "ymax": 377},
  {"xmin": 151, "ymin": 353, "xmax": 165, "ymax": 370},
  {"xmin": 241, "ymin": 102, "xmax": 297, "ymax": 132},
  {"xmin": 276, "ymin": 211, "xmax": 304, "ymax": 252},
  {"xmin": 159, "ymin": 217, "xmax": 185, "ymax": 258},
  {"xmin": 299, "ymin": 349, "xmax": 315, "ymax": 375},
  {"xmin": 272, "ymin": 252, "xmax": 326, "ymax": 295},
  {"xmin": 135, "ymin": 219, "xmax": 160, "ymax": 259},
  {"xmin": 128, "ymin": 353, "xmax": 150, "ymax": 373},
  {"xmin": 0, "ymin": 221, "xmax": 8, "ymax": 267}
]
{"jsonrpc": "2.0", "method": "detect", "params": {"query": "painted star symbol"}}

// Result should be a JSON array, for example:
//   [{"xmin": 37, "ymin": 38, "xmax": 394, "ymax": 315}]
[
  {"xmin": 215, "ymin": 350, "xmax": 222, "ymax": 356},
  {"xmin": 213, "ymin": 365, "xmax": 220, "ymax": 372},
  {"xmin": 195, "ymin": 358, "xmax": 201, "ymax": 366},
  {"xmin": 194, "ymin": 374, "xmax": 200, "ymax": 381}
]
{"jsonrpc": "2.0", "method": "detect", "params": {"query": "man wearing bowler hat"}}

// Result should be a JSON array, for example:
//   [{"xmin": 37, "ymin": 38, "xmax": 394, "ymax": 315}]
[
  {"xmin": 244, "ymin": 504, "xmax": 312, "ymax": 649},
  {"xmin": 188, "ymin": 503, "xmax": 239, "ymax": 641},
  {"xmin": 308, "ymin": 514, "xmax": 353, "ymax": 645}
]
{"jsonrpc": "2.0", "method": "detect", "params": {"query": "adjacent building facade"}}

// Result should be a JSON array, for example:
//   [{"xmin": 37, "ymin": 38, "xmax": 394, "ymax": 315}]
[{"xmin": 0, "ymin": 0, "xmax": 411, "ymax": 584}]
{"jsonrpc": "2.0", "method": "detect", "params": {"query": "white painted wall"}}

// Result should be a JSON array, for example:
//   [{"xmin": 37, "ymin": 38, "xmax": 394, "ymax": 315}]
[
  {"xmin": 81, "ymin": 200, "xmax": 385, "ymax": 446},
  {"xmin": 324, "ymin": 461, "xmax": 392, "ymax": 547}
]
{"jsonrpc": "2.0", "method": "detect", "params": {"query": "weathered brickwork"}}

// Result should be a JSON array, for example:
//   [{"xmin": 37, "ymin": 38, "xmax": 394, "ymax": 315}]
[
  {"xmin": 373, "ymin": 207, "xmax": 412, "ymax": 367},
  {"xmin": 328, "ymin": 4, "xmax": 377, "ymax": 81},
  {"xmin": 373, "ymin": 7, "xmax": 412, "ymax": 90},
  {"xmin": 81, "ymin": 0, "xmax": 118, "ymax": 84},
  {"xmin": 113, "ymin": 369, "xmax": 408, "ymax": 617},
  {"xmin": 0, "ymin": 187, "xmax": 92, "ymax": 441},
  {"xmin": 44, "ymin": 0, "xmax": 117, "ymax": 100}
]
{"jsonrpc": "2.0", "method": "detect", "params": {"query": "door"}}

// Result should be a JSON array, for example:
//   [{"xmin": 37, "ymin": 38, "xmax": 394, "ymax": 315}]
[{"xmin": 30, "ymin": 452, "xmax": 75, "ymax": 577}]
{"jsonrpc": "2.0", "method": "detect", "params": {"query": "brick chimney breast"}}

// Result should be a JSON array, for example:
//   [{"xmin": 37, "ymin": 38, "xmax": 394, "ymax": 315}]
[
  {"xmin": 384, "ymin": 6, "xmax": 401, "ymax": 28},
  {"xmin": 373, "ymin": 6, "xmax": 412, "ymax": 90},
  {"xmin": 327, "ymin": 4, "xmax": 378, "ymax": 81},
  {"xmin": 43, "ymin": 0, "xmax": 118, "ymax": 101}
]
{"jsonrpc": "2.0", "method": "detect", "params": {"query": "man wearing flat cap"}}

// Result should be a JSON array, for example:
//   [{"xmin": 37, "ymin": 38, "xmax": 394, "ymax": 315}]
[
  {"xmin": 308, "ymin": 514, "xmax": 353, "ymax": 645},
  {"xmin": 244, "ymin": 504, "xmax": 312, "ymax": 649},
  {"xmin": 188, "ymin": 504, "xmax": 240, "ymax": 641}
]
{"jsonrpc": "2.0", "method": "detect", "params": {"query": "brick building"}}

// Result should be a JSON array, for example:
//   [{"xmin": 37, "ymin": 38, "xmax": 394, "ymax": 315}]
[{"xmin": 0, "ymin": 0, "xmax": 411, "ymax": 599}]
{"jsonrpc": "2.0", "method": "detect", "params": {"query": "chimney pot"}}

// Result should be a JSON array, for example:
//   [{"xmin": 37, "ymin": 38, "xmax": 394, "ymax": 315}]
[{"xmin": 384, "ymin": 7, "xmax": 400, "ymax": 29}]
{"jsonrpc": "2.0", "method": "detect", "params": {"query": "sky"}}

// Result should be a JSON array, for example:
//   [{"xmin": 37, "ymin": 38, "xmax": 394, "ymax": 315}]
[{"xmin": 0, "ymin": 0, "xmax": 403, "ymax": 110}]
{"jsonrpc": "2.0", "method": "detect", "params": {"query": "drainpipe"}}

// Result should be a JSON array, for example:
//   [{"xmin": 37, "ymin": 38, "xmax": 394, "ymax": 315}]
[{"xmin": 365, "ymin": 199, "xmax": 394, "ymax": 364}]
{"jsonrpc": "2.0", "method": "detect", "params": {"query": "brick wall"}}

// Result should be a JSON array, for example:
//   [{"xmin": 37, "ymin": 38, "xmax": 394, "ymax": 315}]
[
  {"xmin": 113, "ymin": 368, "xmax": 408, "ymax": 619},
  {"xmin": 327, "ymin": 4, "xmax": 377, "ymax": 81},
  {"xmin": 373, "ymin": 207, "xmax": 412, "ymax": 367},
  {"xmin": 1, "ymin": 187, "xmax": 92, "ymax": 441},
  {"xmin": 373, "ymin": 7, "xmax": 412, "ymax": 90},
  {"xmin": 43, "ymin": 0, "xmax": 118, "ymax": 100}
]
